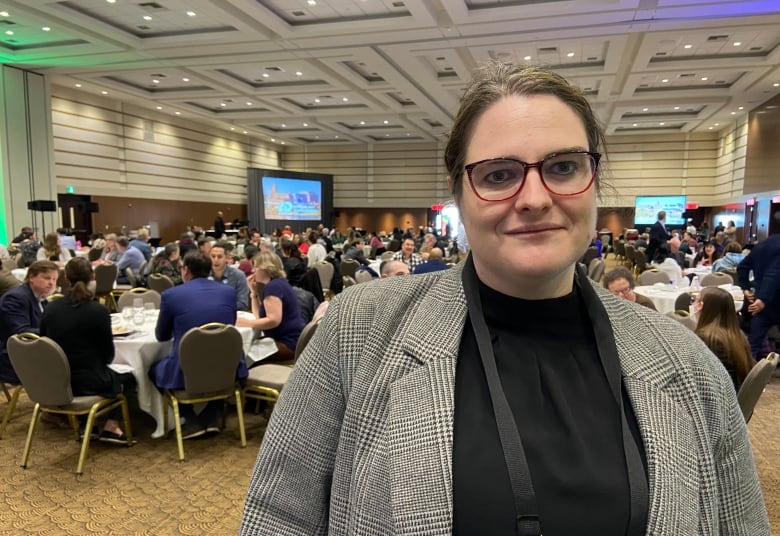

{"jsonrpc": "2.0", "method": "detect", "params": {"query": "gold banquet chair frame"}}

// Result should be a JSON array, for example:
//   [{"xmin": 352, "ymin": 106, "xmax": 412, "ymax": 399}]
[
  {"xmin": 0, "ymin": 382, "xmax": 24, "ymax": 439},
  {"xmin": 163, "ymin": 323, "xmax": 246, "ymax": 461},
  {"xmin": 7, "ymin": 333, "xmax": 133, "ymax": 475}
]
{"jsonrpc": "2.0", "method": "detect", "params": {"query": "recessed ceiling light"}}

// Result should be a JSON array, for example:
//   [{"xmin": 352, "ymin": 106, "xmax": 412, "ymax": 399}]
[
  {"xmin": 243, "ymin": 131, "xmax": 247, "ymax": 134},
  {"xmin": 281, "ymin": 141, "xmax": 285, "ymax": 145},
  {"xmin": 106, "ymin": 0, "xmax": 116, "ymax": 3},
  {"xmin": 632, "ymin": 123, "xmax": 638, "ymax": 127},
  {"xmin": 661, "ymin": 79, "xmax": 669, "ymax": 83},
  {"xmin": 684, "ymin": 44, "xmax": 692, "ymax": 49},
  {"xmin": 152, "ymin": 79, "xmax": 160, "ymax": 84},
  {"xmin": 659, "ymin": 122, "xmax": 665, "ymax": 126},
  {"xmin": 738, "ymin": 106, "xmax": 744, "ymax": 110},
  {"xmin": 733, "ymin": 42, "xmax": 741, "ymax": 46},
  {"xmin": 307, "ymin": 0, "xmax": 316, "ymax": 5},
  {"xmin": 674, "ymin": 106, "xmax": 680, "ymax": 110},
  {"xmin": 708, "ymin": 127, "xmax": 713, "ymax": 130},
  {"xmin": 182, "ymin": 77, "xmax": 190, "ymax": 82},
  {"xmin": 281, "ymin": 124, "xmax": 286, "ymax": 128},
  {"xmin": 359, "ymin": 121, "xmax": 365, "ymax": 125},
  {"xmin": 714, "ymin": 123, "xmax": 719, "ymax": 126},
  {"xmin": 262, "ymin": 73, "xmax": 269, "ymax": 78},
  {"xmin": 155, "ymin": 106, "xmax": 162, "ymax": 110},
  {"xmin": 731, "ymin": 111, "xmax": 736, "ymax": 115},
  {"xmin": 175, "ymin": 111, "xmax": 181, "ymax": 115},
  {"xmin": 774, "ymin": 83, "xmax": 779, "ymax": 87},
  {"xmin": 566, "ymin": 52, "xmax": 575, "ymax": 57},
  {"xmin": 383, "ymin": 120, "xmax": 389, "ymax": 124},
  {"xmin": 295, "ymin": 71, "xmax": 303, "ymax": 76},
  {"xmin": 230, "ymin": 127, "xmax": 235, "ymax": 131},
  {"xmin": 303, "ymin": 123, "xmax": 308, "ymax": 127},
  {"xmin": 74, "ymin": 83, "xmax": 82, "ymax": 88},
  {"xmin": 642, "ymin": 107, "xmax": 648, "ymax": 112},
  {"xmin": 246, "ymin": 101, "xmax": 252, "ymax": 106},
  {"xmin": 42, "ymin": 26, "xmax": 51, "ymax": 32},
  {"xmin": 271, "ymin": 138, "xmax": 275, "ymax": 142},
  {"xmin": 0, "ymin": 11, "xmax": 9, "ymax": 17},
  {"xmin": 186, "ymin": 10, "xmax": 196, "ymax": 17},
  {"xmin": 143, "ymin": 15, "xmax": 152, "ymax": 21},
  {"xmin": 220, "ymin": 102, "xmax": 226, "ymax": 107},
  {"xmin": 342, "ymin": 97, "xmax": 349, "ymax": 102},
  {"xmin": 334, "ymin": 135, "xmax": 339, "ymax": 139},
  {"xmin": 314, "ymin": 98, "xmax": 320, "ymax": 103},
  {"xmin": 101, "ymin": 91, "xmax": 108, "ymax": 95},
  {"xmin": 5, "ymin": 30, "xmax": 13, "ymax": 36},
  {"xmin": 701, "ymin": 77, "xmax": 708, "ymax": 81},
  {"xmin": 524, "ymin": 55, "xmax": 532, "ymax": 61}
]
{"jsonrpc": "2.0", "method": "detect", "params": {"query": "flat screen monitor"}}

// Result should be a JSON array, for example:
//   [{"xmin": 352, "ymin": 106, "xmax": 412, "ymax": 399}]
[
  {"xmin": 261, "ymin": 176, "xmax": 322, "ymax": 220},
  {"xmin": 634, "ymin": 195, "xmax": 687, "ymax": 226}
]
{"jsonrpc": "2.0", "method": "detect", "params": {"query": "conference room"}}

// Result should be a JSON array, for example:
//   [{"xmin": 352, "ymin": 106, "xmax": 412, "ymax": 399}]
[{"xmin": 1, "ymin": 0, "xmax": 780, "ymax": 533}]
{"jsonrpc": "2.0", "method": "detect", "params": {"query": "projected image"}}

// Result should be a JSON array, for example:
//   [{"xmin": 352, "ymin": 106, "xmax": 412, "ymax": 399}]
[
  {"xmin": 262, "ymin": 177, "xmax": 322, "ymax": 220},
  {"xmin": 635, "ymin": 196, "xmax": 687, "ymax": 226}
]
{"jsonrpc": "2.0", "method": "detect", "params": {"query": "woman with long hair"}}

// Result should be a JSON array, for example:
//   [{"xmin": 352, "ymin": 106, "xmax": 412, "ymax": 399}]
[
  {"xmin": 40, "ymin": 257, "xmax": 135, "ymax": 443},
  {"xmin": 36, "ymin": 232, "xmax": 72, "ymax": 264},
  {"xmin": 692, "ymin": 240, "xmax": 719, "ymax": 268},
  {"xmin": 279, "ymin": 240, "xmax": 306, "ymax": 287},
  {"xmin": 149, "ymin": 242, "xmax": 182, "ymax": 285},
  {"xmin": 694, "ymin": 286, "xmax": 754, "ymax": 390},
  {"xmin": 236, "ymin": 251, "xmax": 304, "ymax": 364}
]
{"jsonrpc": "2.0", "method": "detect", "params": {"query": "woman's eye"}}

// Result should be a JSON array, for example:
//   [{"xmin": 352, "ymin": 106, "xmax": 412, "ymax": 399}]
[
  {"xmin": 479, "ymin": 163, "xmax": 520, "ymax": 185},
  {"xmin": 547, "ymin": 160, "xmax": 578, "ymax": 175}
]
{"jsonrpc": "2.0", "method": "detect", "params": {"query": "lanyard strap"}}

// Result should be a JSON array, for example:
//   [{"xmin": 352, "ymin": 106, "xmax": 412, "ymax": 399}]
[{"xmin": 461, "ymin": 255, "xmax": 648, "ymax": 536}]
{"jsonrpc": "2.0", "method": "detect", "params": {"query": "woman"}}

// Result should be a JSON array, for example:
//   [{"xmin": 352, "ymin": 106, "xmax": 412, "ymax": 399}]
[
  {"xmin": 694, "ymin": 287, "xmax": 754, "ymax": 390},
  {"xmin": 279, "ymin": 240, "xmax": 306, "ymax": 287},
  {"xmin": 368, "ymin": 232, "xmax": 386, "ymax": 256},
  {"xmin": 712, "ymin": 241, "xmax": 744, "ymax": 273},
  {"xmin": 693, "ymin": 239, "xmax": 720, "ymax": 267},
  {"xmin": 650, "ymin": 243, "xmax": 683, "ymax": 286},
  {"xmin": 240, "ymin": 63, "xmax": 767, "ymax": 534},
  {"xmin": 36, "ymin": 232, "xmax": 72, "ymax": 264},
  {"xmin": 39, "ymin": 257, "xmax": 134, "ymax": 443},
  {"xmin": 236, "ymin": 251, "xmax": 303, "ymax": 364},
  {"xmin": 148, "ymin": 242, "xmax": 182, "ymax": 285}
]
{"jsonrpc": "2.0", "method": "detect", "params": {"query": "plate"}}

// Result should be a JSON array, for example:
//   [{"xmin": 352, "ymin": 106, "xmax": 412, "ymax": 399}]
[{"xmin": 112, "ymin": 326, "xmax": 130, "ymax": 335}]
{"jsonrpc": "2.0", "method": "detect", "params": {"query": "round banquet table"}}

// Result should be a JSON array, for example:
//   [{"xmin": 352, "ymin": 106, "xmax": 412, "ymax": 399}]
[{"xmin": 634, "ymin": 283, "xmax": 743, "ymax": 315}]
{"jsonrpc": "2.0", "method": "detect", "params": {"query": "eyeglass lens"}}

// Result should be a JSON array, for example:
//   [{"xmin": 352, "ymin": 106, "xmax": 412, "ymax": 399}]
[{"xmin": 469, "ymin": 152, "xmax": 596, "ymax": 199}]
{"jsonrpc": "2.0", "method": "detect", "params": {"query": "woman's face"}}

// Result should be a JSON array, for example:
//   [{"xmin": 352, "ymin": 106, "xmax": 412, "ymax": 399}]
[
  {"xmin": 455, "ymin": 94, "xmax": 596, "ymax": 298},
  {"xmin": 705, "ymin": 244, "xmax": 715, "ymax": 256}
]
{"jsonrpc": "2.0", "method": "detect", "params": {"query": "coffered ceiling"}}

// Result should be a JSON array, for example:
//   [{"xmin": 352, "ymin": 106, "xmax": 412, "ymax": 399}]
[{"xmin": 2, "ymin": 0, "xmax": 780, "ymax": 146}]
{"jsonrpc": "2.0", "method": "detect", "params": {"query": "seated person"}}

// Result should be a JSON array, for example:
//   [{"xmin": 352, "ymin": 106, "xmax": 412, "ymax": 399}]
[
  {"xmin": 651, "ymin": 244, "xmax": 683, "ymax": 286},
  {"xmin": 693, "ymin": 287, "xmax": 753, "ymax": 391},
  {"xmin": 237, "ymin": 244, "xmax": 257, "ymax": 277},
  {"xmin": 114, "ymin": 237, "xmax": 145, "ymax": 284},
  {"xmin": 603, "ymin": 267, "xmax": 657, "ymax": 311},
  {"xmin": 40, "ymin": 257, "xmax": 135, "ymax": 443},
  {"xmin": 380, "ymin": 260, "xmax": 410, "ymax": 278},
  {"xmin": 392, "ymin": 238, "xmax": 424, "ymax": 271},
  {"xmin": 236, "ymin": 251, "xmax": 304, "ymax": 364},
  {"xmin": 129, "ymin": 228, "xmax": 153, "ymax": 262},
  {"xmin": 712, "ymin": 242, "xmax": 744, "ymax": 273},
  {"xmin": 0, "ymin": 260, "xmax": 59, "ymax": 384},
  {"xmin": 279, "ymin": 240, "xmax": 307, "ymax": 287},
  {"xmin": 343, "ymin": 240, "xmax": 370, "ymax": 266},
  {"xmin": 692, "ymin": 240, "xmax": 719, "ymax": 268},
  {"xmin": 413, "ymin": 248, "xmax": 449, "ymax": 274},
  {"xmin": 148, "ymin": 242, "xmax": 182, "ymax": 285},
  {"xmin": 150, "ymin": 251, "xmax": 247, "ymax": 439},
  {"xmin": 36, "ymin": 232, "xmax": 72, "ymax": 264},
  {"xmin": 209, "ymin": 242, "xmax": 250, "ymax": 311}
]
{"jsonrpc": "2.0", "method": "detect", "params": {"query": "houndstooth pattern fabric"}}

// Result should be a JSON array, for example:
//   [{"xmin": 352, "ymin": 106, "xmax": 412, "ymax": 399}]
[{"xmin": 239, "ymin": 264, "xmax": 769, "ymax": 535}]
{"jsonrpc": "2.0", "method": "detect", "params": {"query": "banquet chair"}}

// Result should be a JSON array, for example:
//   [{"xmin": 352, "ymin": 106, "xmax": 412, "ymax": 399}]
[
  {"xmin": 581, "ymin": 246, "xmax": 598, "ymax": 268},
  {"xmin": 639, "ymin": 269, "xmax": 670, "ymax": 286},
  {"xmin": 355, "ymin": 269, "xmax": 374, "ymax": 284},
  {"xmin": 737, "ymin": 352, "xmax": 779, "ymax": 423},
  {"xmin": 623, "ymin": 244, "xmax": 636, "ymax": 271},
  {"xmin": 7, "ymin": 333, "xmax": 133, "ymax": 474},
  {"xmin": 674, "ymin": 292, "xmax": 695, "ymax": 313},
  {"xmin": 380, "ymin": 251, "xmax": 395, "ymax": 261},
  {"xmin": 147, "ymin": 274, "xmax": 174, "ymax": 294},
  {"xmin": 613, "ymin": 240, "xmax": 626, "ymax": 263},
  {"xmin": 163, "ymin": 323, "xmax": 246, "ymax": 461},
  {"xmin": 587, "ymin": 258, "xmax": 605, "ymax": 282},
  {"xmin": 665, "ymin": 310, "xmax": 696, "ymax": 331},
  {"xmin": 294, "ymin": 317, "xmax": 322, "ymax": 361},
  {"xmin": 117, "ymin": 288, "xmax": 161, "ymax": 312},
  {"xmin": 631, "ymin": 248, "xmax": 647, "ymax": 275},
  {"xmin": 700, "ymin": 272, "xmax": 733, "ymax": 287},
  {"xmin": 0, "ymin": 382, "xmax": 24, "ymax": 439},
  {"xmin": 94, "ymin": 263, "xmax": 119, "ymax": 312},
  {"xmin": 340, "ymin": 258, "xmax": 359, "ymax": 279},
  {"xmin": 342, "ymin": 275, "xmax": 357, "ymax": 288},
  {"xmin": 312, "ymin": 261, "xmax": 334, "ymax": 294}
]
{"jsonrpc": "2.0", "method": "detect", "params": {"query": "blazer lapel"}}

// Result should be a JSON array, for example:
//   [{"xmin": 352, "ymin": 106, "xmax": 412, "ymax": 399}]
[{"xmin": 386, "ymin": 268, "xmax": 466, "ymax": 535}]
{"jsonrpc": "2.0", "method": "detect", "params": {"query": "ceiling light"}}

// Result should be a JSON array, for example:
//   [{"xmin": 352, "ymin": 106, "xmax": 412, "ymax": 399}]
[
  {"xmin": 5, "ymin": 30, "xmax": 13, "ymax": 36},
  {"xmin": 524, "ymin": 55, "xmax": 532, "ymax": 61},
  {"xmin": 359, "ymin": 121, "xmax": 365, "ymax": 125},
  {"xmin": 155, "ymin": 106, "xmax": 162, "ymax": 110},
  {"xmin": 175, "ymin": 111, "xmax": 181, "ymax": 115},
  {"xmin": 262, "ymin": 73, "xmax": 269, "ymax": 78},
  {"xmin": 632, "ymin": 123, "xmax": 638, "ymax": 127},
  {"xmin": 674, "ymin": 106, "xmax": 680, "ymax": 110},
  {"xmin": 281, "ymin": 124, "xmax": 286, "ymax": 128},
  {"xmin": 714, "ymin": 123, "xmax": 719, "ymax": 126},
  {"xmin": 334, "ymin": 135, "xmax": 339, "ymax": 139},
  {"xmin": 314, "ymin": 98, "xmax": 320, "ymax": 103},
  {"xmin": 243, "ymin": 131, "xmax": 247, "ymax": 134},
  {"xmin": 642, "ymin": 107, "xmax": 648, "ymax": 112},
  {"xmin": 303, "ymin": 122, "xmax": 308, "ymax": 127},
  {"xmin": 271, "ymin": 138, "xmax": 275, "ymax": 142},
  {"xmin": 101, "ymin": 91, "xmax": 108, "ymax": 95},
  {"xmin": 42, "ymin": 26, "xmax": 51, "ymax": 32},
  {"xmin": 74, "ymin": 83, "xmax": 82, "ymax": 88},
  {"xmin": 220, "ymin": 102, "xmax": 226, "ymax": 107},
  {"xmin": 0, "ymin": 11, "xmax": 9, "ymax": 17},
  {"xmin": 342, "ymin": 97, "xmax": 349, "ymax": 102},
  {"xmin": 383, "ymin": 120, "xmax": 389, "ymax": 124},
  {"xmin": 701, "ymin": 77, "xmax": 708, "ymax": 81},
  {"xmin": 307, "ymin": 0, "xmax": 316, "ymax": 5},
  {"xmin": 281, "ymin": 141, "xmax": 285, "ymax": 145},
  {"xmin": 774, "ymin": 83, "xmax": 779, "ymax": 87},
  {"xmin": 152, "ymin": 79, "xmax": 160, "ymax": 84},
  {"xmin": 661, "ymin": 79, "xmax": 669, "ymax": 83},
  {"xmin": 738, "ymin": 106, "xmax": 744, "ymax": 110},
  {"xmin": 566, "ymin": 52, "xmax": 575, "ymax": 57},
  {"xmin": 246, "ymin": 101, "xmax": 252, "ymax": 106},
  {"xmin": 106, "ymin": 0, "xmax": 116, "ymax": 3},
  {"xmin": 684, "ymin": 44, "xmax": 692, "ymax": 49},
  {"xmin": 659, "ymin": 122, "xmax": 665, "ymax": 126},
  {"xmin": 143, "ymin": 15, "xmax": 152, "ymax": 21},
  {"xmin": 730, "ymin": 111, "xmax": 736, "ymax": 115},
  {"xmin": 186, "ymin": 10, "xmax": 196, "ymax": 17},
  {"xmin": 182, "ymin": 77, "xmax": 190, "ymax": 82},
  {"xmin": 733, "ymin": 42, "xmax": 741, "ymax": 46},
  {"xmin": 708, "ymin": 127, "xmax": 713, "ymax": 130},
  {"xmin": 230, "ymin": 127, "xmax": 235, "ymax": 131},
  {"xmin": 295, "ymin": 71, "xmax": 303, "ymax": 76}
]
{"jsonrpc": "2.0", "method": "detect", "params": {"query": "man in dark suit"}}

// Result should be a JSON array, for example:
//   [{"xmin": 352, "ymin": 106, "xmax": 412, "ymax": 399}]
[
  {"xmin": 213, "ymin": 211, "xmax": 226, "ymax": 239},
  {"xmin": 646, "ymin": 210, "xmax": 672, "ymax": 262},
  {"xmin": 0, "ymin": 261, "xmax": 59, "ymax": 384},
  {"xmin": 150, "ymin": 251, "xmax": 247, "ymax": 439},
  {"xmin": 738, "ymin": 214, "xmax": 780, "ymax": 359}
]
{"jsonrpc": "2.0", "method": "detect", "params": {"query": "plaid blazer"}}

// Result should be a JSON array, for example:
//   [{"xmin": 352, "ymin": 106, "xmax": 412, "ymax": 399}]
[{"xmin": 240, "ymin": 264, "xmax": 769, "ymax": 535}]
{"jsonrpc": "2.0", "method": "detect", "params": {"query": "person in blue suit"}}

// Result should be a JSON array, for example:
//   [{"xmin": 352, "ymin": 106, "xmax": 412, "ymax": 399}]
[
  {"xmin": 150, "ymin": 250, "xmax": 248, "ymax": 439},
  {"xmin": 0, "ymin": 260, "xmax": 59, "ymax": 384}
]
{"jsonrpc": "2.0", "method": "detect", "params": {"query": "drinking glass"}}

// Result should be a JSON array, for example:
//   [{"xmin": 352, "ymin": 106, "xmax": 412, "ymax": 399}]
[
  {"xmin": 122, "ymin": 307, "xmax": 134, "ymax": 324},
  {"xmin": 132, "ymin": 297, "xmax": 144, "ymax": 313},
  {"xmin": 144, "ymin": 302, "xmax": 156, "ymax": 321}
]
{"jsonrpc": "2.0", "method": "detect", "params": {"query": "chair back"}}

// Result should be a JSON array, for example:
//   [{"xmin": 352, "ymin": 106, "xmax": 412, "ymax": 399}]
[
  {"xmin": 380, "ymin": 251, "xmax": 394, "ymax": 261},
  {"xmin": 737, "ymin": 352, "xmax": 779, "ymax": 423},
  {"xmin": 581, "ymin": 246, "xmax": 598, "ymax": 267},
  {"xmin": 587, "ymin": 258, "xmax": 605, "ymax": 282},
  {"xmin": 614, "ymin": 240, "xmax": 626, "ymax": 259},
  {"xmin": 340, "ymin": 258, "xmax": 359, "ymax": 279},
  {"xmin": 117, "ymin": 288, "xmax": 161, "ymax": 311},
  {"xmin": 124, "ymin": 267, "xmax": 138, "ymax": 287},
  {"xmin": 147, "ymin": 273, "xmax": 174, "ymax": 293},
  {"xmin": 294, "ymin": 317, "xmax": 321, "ymax": 360},
  {"xmin": 87, "ymin": 248, "xmax": 103, "ymax": 262},
  {"xmin": 342, "ymin": 275, "xmax": 356, "ymax": 287},
  {"xmin": 312, "ymin": 262, "xmax": 334, "ymax": 292},
  {"xmin": 664, "ymin": 310, "xmax": 696, "ymax": 331},
  {"xmin": 701, "ymin": 272, "xmax": 732, "ymax": 287},
  {"xmin": 178, "ymin": 323, "xmax": 243, "ymax": 395},
  {"xmin": 94, "ymin": 263, "xmax": 118, "ymax": 295},
  {"xmin": 355, "ymin": 269, "xmax": 374, "ymax": 284},
  {"xmin": 7, "ymin": 334, "xmax": 74, "ymax": 406},
  {"xmin": 623, "ymin": 244, "xmax": 636, "ymax": 270},
  {"xmin": 674, "ymin": 291, "xmax": 695, "ymax": 312},
  {"xmin": 632, "ymin": 248, "xmax": 647, "ymax": 273},
  {"xmin": 639, "ymin": 269, "xmax": 669, "ymax": 286}
]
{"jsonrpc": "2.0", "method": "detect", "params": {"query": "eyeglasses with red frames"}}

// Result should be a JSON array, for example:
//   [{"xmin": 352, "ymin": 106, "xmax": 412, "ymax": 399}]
[{"xmin": 464, "ymin": 150, "xmax": 601, "ymax": 202}]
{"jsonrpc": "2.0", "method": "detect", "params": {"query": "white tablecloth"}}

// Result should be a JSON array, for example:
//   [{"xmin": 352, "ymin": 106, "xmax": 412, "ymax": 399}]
[
  {"xmin": 112, "ymin": 311, "xmax": 254, "ymax": 438},
  {"xmin": 12, "ymin": 268, "xmax": 26, "ymax": 282},
  {"xmin": 634, "ymin": 283, "xmax": 743, "ymax": 315}
]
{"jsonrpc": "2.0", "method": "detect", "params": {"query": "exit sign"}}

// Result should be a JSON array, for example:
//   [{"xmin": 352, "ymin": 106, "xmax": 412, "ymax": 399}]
[{"xmin": 431, "ymin": 204, "xmax": 445, "ymax": 211}]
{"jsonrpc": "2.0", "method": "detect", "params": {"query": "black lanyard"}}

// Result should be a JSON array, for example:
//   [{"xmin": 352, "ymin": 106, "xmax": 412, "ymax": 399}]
[{"xmin": 461, "ymin": 255, "xmax": 648, "ymax": 536}]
